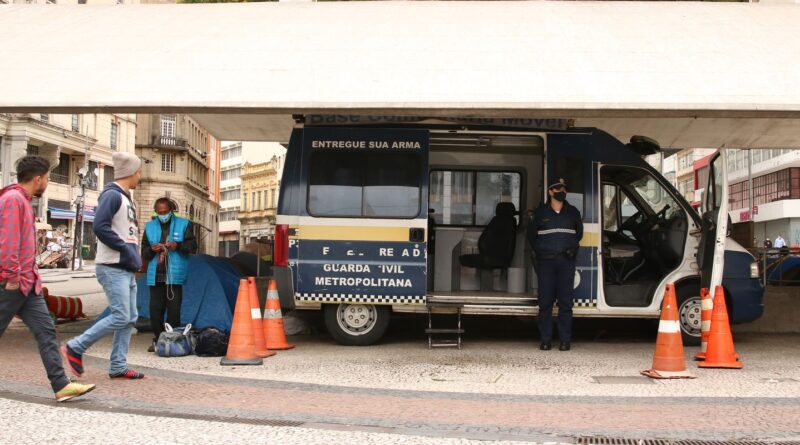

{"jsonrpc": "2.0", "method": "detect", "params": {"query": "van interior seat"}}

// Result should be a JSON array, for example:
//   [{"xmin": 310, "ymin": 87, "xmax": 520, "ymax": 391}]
[
  {"xmin": 602, "ymin": 231, "xmax": 645, "ymax": 284},
  {"xmin": 459, "ymin": 202, "xmax": 517, "ymax": 270}
]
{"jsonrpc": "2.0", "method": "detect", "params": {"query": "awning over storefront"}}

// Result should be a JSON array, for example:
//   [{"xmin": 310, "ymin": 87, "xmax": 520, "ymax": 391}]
[
  {"xmin": 1, "ymin": 2, "xmax": 799, "ymax": 148},
  {"xmin": 48, "ymin": 206, "xmax": 95, "ymax": 222}
]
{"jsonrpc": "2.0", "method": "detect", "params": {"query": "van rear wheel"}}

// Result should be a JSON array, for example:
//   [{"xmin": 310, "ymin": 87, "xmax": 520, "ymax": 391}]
[
  {"xmin": 676, "ymin": 284, "xmax": 702, "ymax": 346},
  {"xmin": 324, "ymin": 303, "xmax": 390, "ymax": 346}
]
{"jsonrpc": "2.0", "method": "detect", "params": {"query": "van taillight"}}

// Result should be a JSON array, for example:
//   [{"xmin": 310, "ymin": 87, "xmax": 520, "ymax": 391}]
[{"xmin": 274, "ymin": 224, "xmax": 289, "ymax": 267}]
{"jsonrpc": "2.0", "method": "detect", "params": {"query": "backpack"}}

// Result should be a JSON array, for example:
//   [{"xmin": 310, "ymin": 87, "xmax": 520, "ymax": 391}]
[
  {"xmin": 156, "ymin": 323, "xmax": 197, "ymax": 357},
  {"xmin": 194, "ymin": 327, "xmax": 229, "ymax": 357}
]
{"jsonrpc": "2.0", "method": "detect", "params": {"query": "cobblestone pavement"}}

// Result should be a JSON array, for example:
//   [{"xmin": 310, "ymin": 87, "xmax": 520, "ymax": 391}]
[{"xmin": 2, "ymin": 324, "xmax": 800, "ymax": 444}]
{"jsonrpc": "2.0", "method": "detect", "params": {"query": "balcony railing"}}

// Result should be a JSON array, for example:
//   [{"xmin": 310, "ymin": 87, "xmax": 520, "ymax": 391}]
[
  {"xmin": 152, "ymin": 135, "xmax": 189, "ymax": 149},
  {"xmin": 50, "ymin": 172, "xmax": 69, "ymax": 184}
]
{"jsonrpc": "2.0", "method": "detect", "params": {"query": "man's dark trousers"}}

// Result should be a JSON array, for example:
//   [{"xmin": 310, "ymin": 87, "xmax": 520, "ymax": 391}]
[
  {"xmin": 536, "ymin": 257, "xmax": 576, "ymax": 343},
  {"xmin": 0, "ymin": 288, "xmax": 70, "ymax": 392},
  {"xmin": 149, "ymin": 284, "xmax": 183, "ymax": 340}
]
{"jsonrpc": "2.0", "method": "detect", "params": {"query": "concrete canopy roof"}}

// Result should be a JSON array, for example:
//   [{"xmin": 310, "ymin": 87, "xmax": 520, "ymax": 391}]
[{"xmin": 1, "ymin": 2, "xmax": 799, "ymax": 148}]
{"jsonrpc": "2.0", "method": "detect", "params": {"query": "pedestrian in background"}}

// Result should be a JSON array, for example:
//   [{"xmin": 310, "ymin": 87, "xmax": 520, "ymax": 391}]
[
  {"xmin": 141, "ymin": 197, "xmax": 196, "ymax": 352},
  {"xmin": 0, "ymin": 156, "xmax": 95, "ymax": 401},
  {"xmin": 763, "ymin": 238, "xmax": 773, "ymax": 249},
  {"xmin": 527, "ymin": 179, "xmax": 583, "ymax": 352},
  {"xmin": 63, "ymin": 152, "xmax": 145, "ymax": 380},
  {"xmin": 774, "ymin": 234, "xmax": 786, "ymax": 249}
]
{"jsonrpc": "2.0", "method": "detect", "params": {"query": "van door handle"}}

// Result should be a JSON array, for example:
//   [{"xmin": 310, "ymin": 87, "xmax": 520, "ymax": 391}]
[{"xmin": 409, "ymin": 228, "xmax": 425, "ymax": 242}]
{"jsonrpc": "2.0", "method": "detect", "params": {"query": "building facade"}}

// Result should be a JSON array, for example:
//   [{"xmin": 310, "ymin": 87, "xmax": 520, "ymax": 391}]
[
  {"xmin": 0, "ymin": 112, "xmax": 136, "ymax": 259},
  {"xmin": 725, "ymin": 148, "xmax": 800, "ymax": 247},
  {"xmin": 218, "ymin": 141, "xmax": 287, "ymax": 257},
  {"xmin": 239, "ymin": 155, "xmax": 284, "ymax": 249},
  {"xmin": 134, "ymin": 114, "xmax": 219, "ymax": 255}
]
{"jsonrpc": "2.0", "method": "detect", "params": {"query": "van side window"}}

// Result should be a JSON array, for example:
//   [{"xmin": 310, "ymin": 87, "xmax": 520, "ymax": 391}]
[
  {"xmin": 430, "ymin": 170, "xmax": 521, "ymax": 226},
  {"xmin": 308, "ymin": 151, "xmax": 421, "ymax": 218}
]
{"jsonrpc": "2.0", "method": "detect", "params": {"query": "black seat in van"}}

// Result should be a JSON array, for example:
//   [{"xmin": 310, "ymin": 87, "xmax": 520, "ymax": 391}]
[{"xmin": 459, "ymin": 203, "xmax": 517, "ymax": 270}]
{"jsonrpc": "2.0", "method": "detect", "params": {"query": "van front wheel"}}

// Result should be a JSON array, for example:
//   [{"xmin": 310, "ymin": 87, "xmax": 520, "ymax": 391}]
[
  {"xmin": 324, "ymin": 304, "xmax": 390, "ymax": 346},
  {"xmin": 676, "ymin": 285, "xmax": 702, "ymax": 346}
]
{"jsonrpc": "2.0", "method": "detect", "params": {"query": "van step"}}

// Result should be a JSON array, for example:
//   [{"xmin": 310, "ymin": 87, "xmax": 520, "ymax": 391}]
[{"xmin": 427, "ymin": 306, "xmax": 463, "ymax": 350}]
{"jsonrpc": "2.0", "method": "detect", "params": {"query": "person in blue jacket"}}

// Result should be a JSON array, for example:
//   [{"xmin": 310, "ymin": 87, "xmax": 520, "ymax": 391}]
[
  {"xmin": 527, "ymin": 179, "xmax": 583, "ymax": 351},
  {"xmin": 140, "ymin": 198, "xmax": 196, "ymax": 352}
]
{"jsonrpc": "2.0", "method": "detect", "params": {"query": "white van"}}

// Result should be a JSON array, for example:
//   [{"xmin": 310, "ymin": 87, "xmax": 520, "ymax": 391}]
[{"xmin": 271, "ymin": 117, "xmax": 763, "ymax": 346}]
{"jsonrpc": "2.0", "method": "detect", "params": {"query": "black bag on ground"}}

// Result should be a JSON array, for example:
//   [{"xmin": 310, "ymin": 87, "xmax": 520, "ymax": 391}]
[{"xmin": 194, "ymin": 327, "xmax": 229, "ymax": 357}]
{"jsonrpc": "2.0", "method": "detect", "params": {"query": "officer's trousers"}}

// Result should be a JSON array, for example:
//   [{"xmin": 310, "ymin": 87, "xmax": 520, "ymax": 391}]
[{"xmin": 537, "ymin": 257, "xmax": 576, "ymax": 343}]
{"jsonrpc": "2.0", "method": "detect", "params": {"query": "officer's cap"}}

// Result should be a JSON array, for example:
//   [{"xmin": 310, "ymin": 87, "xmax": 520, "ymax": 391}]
[{"xmin": 548, "ymin": 178, "xmax": 566, "ymax": 190}]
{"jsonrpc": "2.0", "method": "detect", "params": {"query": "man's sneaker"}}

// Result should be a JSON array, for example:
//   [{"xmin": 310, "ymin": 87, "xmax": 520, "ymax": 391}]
[
  {"xmin": 109, "ymin": 369, "xmax": 145, "ymax": 380},
  {"xmin": 55, "ymin": 382, "xmax": 96, "ymax": 402},
  {"xmin": 61, "ymin": 344, "xmax": 84, "ymax": 376}
]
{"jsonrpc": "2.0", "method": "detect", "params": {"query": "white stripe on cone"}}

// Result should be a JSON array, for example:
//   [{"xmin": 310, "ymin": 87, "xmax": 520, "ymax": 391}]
[
  {"xmin": 657, "ymin": 320, "xmax": 681, "ymax": 333},
  {"xmin": 250, "ymin": 308, "xmax": 261, "ymax": 319},
  {"xmin": 702, "ymin": 299, "xmax": 714, "ymax": 310}
]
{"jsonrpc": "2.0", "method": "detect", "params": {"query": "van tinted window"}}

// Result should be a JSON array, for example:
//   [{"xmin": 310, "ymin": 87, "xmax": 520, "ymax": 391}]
[{"xmin": 308, "ymin": 151, "xmax": 421, "ymax": 218}]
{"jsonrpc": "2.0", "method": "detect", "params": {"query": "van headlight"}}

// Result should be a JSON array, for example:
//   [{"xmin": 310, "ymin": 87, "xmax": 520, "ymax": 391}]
[{"xmin": 751, "ymin": 261, "xmax": 760, "ymax": 279}]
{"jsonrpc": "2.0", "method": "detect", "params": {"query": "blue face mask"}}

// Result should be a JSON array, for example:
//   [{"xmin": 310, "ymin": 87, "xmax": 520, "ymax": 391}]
[{"xmin": 157, "ymin": 213, "xmax": 172, "ymax": 223}]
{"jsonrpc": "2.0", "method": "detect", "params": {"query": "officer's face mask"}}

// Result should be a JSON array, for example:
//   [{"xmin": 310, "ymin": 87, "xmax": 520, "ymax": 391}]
[
  {"xmin": 552, "ymin": 190, "xmax": 567, "ymax": 202},
  {"xmin": 157, "ymin": 213, "xmax": 172, "ymax": 223}
]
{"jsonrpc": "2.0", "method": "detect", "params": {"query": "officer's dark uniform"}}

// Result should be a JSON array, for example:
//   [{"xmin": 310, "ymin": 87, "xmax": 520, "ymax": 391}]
[{"xmin": 527, "ymin": 185, "xmax": 583, "ymax": 350}]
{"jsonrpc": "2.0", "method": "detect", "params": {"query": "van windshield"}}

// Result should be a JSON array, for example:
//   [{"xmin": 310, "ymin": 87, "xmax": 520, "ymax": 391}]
[{"xmin": 630, "ymin": 173, "xmax": 681, "ymax": 219}]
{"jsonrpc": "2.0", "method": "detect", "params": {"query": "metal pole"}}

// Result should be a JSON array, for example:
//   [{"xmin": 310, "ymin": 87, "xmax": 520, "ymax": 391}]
[
  {"xmin": 71, "ymin": 199, "xmax": 81, "ymax": 271},
  {"xmin": 76, "ymin": 127, "xmax": 90, "ymax": 271},
  {"xmin": 748, "ymin": 149, "xmax": 754, "ymax": 248}
]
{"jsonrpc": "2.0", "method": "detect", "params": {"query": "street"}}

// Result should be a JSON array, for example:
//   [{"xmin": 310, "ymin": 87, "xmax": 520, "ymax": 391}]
[{"xmin": 1, "ymin": 276, "xmax": 799, "ymax": 444}]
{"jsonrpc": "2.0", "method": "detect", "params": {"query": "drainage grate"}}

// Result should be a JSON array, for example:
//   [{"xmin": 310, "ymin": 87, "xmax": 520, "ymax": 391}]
[{"xmin": 575, "ymin": 438, "xmax": 791, "ymax": 445}]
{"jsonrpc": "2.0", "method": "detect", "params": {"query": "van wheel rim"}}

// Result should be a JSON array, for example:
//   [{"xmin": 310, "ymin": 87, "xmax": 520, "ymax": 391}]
[
  {"xmin": 679, "ymin": 296, "xmax": 702, "ymax": 336},
  {"xmin": 336, "ymin": 304, "xmax": 377, "ymax": 336}
]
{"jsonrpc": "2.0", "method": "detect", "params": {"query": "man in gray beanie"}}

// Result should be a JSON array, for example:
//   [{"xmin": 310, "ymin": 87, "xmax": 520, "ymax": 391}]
[{"xmin": 63, "ymin": 152, "xmax": 146, "ymax": 380}]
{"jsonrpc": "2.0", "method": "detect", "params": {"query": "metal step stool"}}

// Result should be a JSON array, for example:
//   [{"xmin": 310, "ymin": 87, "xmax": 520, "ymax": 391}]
[{"xmin": 425, "ymin": 303, "xmax": 464, "ymax": 349}]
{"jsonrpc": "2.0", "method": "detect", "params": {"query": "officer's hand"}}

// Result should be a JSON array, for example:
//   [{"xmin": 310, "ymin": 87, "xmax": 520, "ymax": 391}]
[
  {"xmin": 165, "ymin": 242, "xmax": 178, "ymax": 251},
  {"xmin": 151, "ymin": 243, "xmax": 164, "ymax": 252}
]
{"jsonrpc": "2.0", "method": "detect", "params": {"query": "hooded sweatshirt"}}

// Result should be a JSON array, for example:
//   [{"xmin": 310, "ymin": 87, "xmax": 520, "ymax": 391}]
[{"xmin": 93, "ymin": 182, "xmax": 142, "ymax": 272}]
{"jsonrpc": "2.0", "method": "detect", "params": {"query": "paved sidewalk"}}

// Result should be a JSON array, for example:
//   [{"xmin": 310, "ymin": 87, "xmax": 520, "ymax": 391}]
[{"xmin": 1, "ymin": 325, "xmax": 799, "ymax": 443}]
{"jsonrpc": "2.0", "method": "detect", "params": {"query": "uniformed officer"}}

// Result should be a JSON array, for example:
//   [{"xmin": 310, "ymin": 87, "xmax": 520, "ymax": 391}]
[{"xmin": 527, "ymin": 179, "xmax": 583, "ymax": 351}]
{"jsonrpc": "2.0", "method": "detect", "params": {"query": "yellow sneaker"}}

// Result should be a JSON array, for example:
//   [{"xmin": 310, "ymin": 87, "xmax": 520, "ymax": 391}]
[{"xmin": 54, "ymin": 382, "xmax": 96, "ymax": 402}]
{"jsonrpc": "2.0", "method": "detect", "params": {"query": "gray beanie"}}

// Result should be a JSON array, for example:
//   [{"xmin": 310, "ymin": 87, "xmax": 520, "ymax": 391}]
[{"xmin": 112, "ymin": 152, "xmax": 142, "ymax": 179}]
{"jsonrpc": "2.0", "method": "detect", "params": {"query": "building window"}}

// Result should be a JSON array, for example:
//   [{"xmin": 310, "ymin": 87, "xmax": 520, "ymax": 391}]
[
  {"xmin": 86, "ymin": 161, "xmax": 99, "ymax": 190},
  {"xmin": 161, "ymin": 153, "xmax": 175, "ymax": 173},
  {"xmin": 270, "ymin": 189, "xmax": 276, "ymax": 209},
  {"xmin": 71, "ymin": 114, "xmax": 79, "ymax": 132},
  {"xmin": 221, "ymin": 166, "xmax": 241, "ymax": 181},
  {"xmin": 110, "ymin": 123, "xmax": 118, "ymax": 150},
  {"xmin": 221, "ymin": 189, "xmax": 241, "ymax": 201},
  {"xmin": 221, "ymin": 144, "xmax": 242, "ymax": 160},
  {"xmin": 251, "ymin": 192, "xmax": 256, "ymax": 211},
  {"xmin": 40, "ymin": 113, "xmax": 49, "ymax": 123},
  {"xmin": 103, "ymin": 166, "xmax": 115, "ymax": 186},
  {"xmin": 161, "ymin": 114, "xmax": 176, "ymax": 138},
  {"xmin": 51, "ymin": 153, "xmax": 70, "ymax": 184}
]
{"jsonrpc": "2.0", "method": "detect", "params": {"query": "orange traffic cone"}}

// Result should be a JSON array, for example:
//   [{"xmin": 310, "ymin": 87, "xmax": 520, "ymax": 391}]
[
  {"xmin": 221, "ymin": 279, "xmax": 264, "ymax": 366},
  {"xmin": 698, "ymin": 286, "xmax": 743, "ymax": 369},
  {"xmin": 263, "ymin": 279, "xmax": 295, "ymax": 350},
  {"xmin": 694, "ymin": 288, "xmax": 712, "ymax": 361},
  {"xmin": 247, "ymin": 277, "xmax": 275, "ymax": 358},
  {"xmin": 641, "ymin": 283, "xmax": 695, "ymax": 379}
]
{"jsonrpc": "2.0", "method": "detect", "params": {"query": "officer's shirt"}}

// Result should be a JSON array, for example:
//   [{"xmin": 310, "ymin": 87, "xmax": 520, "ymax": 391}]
[{"xmin": 527, "ymin": 200, "xmax": 584, "ymax": 256}]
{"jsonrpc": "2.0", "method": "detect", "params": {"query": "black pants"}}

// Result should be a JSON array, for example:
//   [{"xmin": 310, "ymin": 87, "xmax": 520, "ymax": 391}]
[
  {"xmin": 0, "ymin": 288, "xmax": 70, "ymax": 392},
  {"xmin": 149, "ymin": 284, "xmax": 183, "ymax": 341},
  {"xmin": 537, "ymin": 258, "xmax": 576, "ymax": 343}
]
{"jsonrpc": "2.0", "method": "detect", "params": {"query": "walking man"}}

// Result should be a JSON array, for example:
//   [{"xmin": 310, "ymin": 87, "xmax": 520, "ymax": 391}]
[
  {"xmin": 527, "ymin": 179, "xmax": 583, "ymax": 351},
  {"xmin": 141, "ymin": 197, "xmax": 196, "ymax": 352},
  {"xmin": 63, "ymin": 152, "xmax": 145, "ymax": 380},
  {"xmin": 0, "ymin": 156, "xmax": 95, "ymax": 401}
]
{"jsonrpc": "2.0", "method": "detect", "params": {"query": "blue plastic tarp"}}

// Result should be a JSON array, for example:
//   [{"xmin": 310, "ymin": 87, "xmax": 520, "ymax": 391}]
[{"xmin": 95, "ymin": 254, "xmax": 243, "ymax": 332}]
